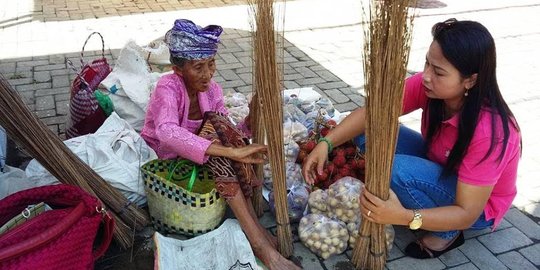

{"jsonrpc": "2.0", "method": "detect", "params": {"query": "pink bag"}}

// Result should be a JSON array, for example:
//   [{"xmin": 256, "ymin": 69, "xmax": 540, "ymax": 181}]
[{"xmin": 0, "ymin": 184, "xmax": 114, "ymax": 270}]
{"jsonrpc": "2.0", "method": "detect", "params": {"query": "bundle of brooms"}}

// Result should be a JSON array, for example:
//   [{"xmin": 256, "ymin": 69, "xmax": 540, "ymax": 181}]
[
  {"xmin": 0, "ymin": 75, "xmax": 149, "ymax": 249},
  {"xmin": 247, "ymin": 0, "xmax": 294, "ymax": 257},
  {"xmin": 351, "ymin": 0, "xmax": 415, "ymax": 269},
  {"xmin": 249, "ymin": 65, "xmax": 265, "ymax": 217},
  {"xmin": 250, "ymin": 97, "xmax": 266, "ymax": 217}
]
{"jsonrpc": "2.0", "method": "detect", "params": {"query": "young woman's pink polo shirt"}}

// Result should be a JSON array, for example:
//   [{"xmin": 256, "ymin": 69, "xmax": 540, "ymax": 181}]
[{"xmin": 401, "ymin": 73, "xmax": 521, "ymax": 229}]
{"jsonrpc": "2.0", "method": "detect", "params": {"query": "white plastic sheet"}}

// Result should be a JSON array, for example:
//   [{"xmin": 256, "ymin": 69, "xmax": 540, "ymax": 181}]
[
  {"xmin": 154, "ymin": 219, "xmax": 259, "ymax": 270},
  {"xmin": 25, "ymin": 113, "xmax": 156, "ymax": 205},
  {"xmin": 0, "ymin": 166, "xmax": 35, "ymax": 200}
]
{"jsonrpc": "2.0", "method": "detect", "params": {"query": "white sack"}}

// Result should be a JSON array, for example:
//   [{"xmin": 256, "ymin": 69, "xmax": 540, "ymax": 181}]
[{"xmin": 100, "ymin": 40, "xmax": 163, "ymax": 131}]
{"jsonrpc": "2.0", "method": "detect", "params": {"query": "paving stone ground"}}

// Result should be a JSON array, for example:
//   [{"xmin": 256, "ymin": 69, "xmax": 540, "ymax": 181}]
[{"xmin": 1, "ymin": 0, "xmax": 540, "ymax": 269}]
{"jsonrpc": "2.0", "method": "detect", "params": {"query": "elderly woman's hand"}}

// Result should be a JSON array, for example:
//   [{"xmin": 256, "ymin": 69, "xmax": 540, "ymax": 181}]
[
  {"xmin": 229, "ymin": 143, "xmax": 268, "ymax": 164},
  {"xmin": 206, "ymin": 142, "xmax": 267, "ymax": 164}
]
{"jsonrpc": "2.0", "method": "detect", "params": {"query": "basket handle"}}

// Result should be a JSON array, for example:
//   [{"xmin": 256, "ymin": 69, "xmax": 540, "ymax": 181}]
[
  {"xmin": 80, "ymin": 32, "xmax": 106, "ymax": 66},
  {"xmin": 65, "ymin": 32, "xmax": 107, "ymax": 90},
  {"xmin": 167, "ymin": 160, "xmax": 207, "ymax": 192}
]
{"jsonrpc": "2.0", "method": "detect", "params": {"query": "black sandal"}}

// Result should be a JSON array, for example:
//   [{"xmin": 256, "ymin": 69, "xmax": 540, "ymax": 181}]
[{"xmin": 405, "ymin": 231, "xmax": 464, "ymax": 259}]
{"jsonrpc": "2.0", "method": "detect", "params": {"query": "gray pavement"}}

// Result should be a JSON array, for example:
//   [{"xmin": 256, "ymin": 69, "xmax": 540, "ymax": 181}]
[{"xmin": 1, "ymin": 0, "xmax": 539, "ymax": 269}]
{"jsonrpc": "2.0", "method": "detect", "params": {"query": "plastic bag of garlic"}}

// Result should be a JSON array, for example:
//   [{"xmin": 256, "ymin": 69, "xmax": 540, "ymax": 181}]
[
  {"xmin": 307, "ymin": 189, "xmax": 328, "ymax": 215},
  {"xmin": 298, "ymin": 214, "xmax": 349, "ymax": 259},
  {"xmin": 326, "ymin": 177, "xmax": 362, "ymax": 223},
  {"xmin": 303, "ymin": 177, "xmax": 396, "ymax": 259}
]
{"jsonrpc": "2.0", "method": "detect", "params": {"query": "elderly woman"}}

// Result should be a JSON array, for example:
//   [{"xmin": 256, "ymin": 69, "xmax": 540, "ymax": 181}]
[{"xmin": 141, "ymin": 19, "xmax": 299, "ymax": 270}]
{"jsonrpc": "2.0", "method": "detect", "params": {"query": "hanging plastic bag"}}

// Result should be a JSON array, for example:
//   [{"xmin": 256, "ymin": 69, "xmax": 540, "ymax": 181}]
[{"xmin": 94, "ymin": 90, "xmax": 114, "ymax": 116}]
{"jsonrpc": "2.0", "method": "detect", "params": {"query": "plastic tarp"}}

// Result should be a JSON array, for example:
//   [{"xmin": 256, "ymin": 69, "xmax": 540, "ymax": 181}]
[{"xmin": 25, "ymin": 112, "xmax": 156, "ymax": 205}]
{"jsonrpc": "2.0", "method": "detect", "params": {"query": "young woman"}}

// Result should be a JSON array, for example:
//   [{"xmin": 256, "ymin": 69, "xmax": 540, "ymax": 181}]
[
  {"xmin": 302, "ymin": 18, "xmax": 521, "ymax": 259},
  {"xmin": 142, "ymin": 19, "xmax": 300, "ymax": 269}
]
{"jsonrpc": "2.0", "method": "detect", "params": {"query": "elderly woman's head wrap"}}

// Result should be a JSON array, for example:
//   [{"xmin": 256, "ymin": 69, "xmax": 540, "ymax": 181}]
[{"xmin": 165, "ymin": 19, "xmax": 223, "ymax": 60}]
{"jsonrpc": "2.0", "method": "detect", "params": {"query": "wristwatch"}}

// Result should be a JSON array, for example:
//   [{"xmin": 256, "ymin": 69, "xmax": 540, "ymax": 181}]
[{"xmin": 408, "ymin": 209, "xmax": 423, "ymax": 230}]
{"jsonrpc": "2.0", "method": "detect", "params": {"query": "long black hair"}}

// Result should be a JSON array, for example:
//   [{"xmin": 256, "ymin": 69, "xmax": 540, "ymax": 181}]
[{"xmin": 425, "ymin": 18, "xmax": 520, "ymax": 174}]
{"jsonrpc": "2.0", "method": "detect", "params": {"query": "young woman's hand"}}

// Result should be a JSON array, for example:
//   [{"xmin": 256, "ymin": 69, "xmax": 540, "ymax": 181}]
[
  {"xmin": 360, "ymin": 187, "xmax": 409, "ymax": 226},
  {"xmin": 301, "ymin": 143, "xmax": 329, "ymax": 185},
  {"xmin": 302, "ymin": 107, "xmax": 368, "ymax": 185},
  {"xmin": 228, "ymin": 143, "xmax": 268, "ymax": 164}
]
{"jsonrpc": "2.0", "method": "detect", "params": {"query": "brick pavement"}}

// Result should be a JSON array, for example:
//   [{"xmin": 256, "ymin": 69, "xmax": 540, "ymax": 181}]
[{"xmin": 1, "ymin": 0, "xmax": 540, "ymax": 269}]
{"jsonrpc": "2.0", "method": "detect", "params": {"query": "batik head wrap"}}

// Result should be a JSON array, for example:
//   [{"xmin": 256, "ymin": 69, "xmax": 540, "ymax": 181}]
[{"xmin": 164, "ymin": 19, "xmax": 223, "ymax": 60}]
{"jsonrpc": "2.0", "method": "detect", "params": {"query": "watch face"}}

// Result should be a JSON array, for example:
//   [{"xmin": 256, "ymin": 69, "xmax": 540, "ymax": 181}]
[{"xmin": 409, "ymin": 219, "xmax": 422, "ymax": 230}]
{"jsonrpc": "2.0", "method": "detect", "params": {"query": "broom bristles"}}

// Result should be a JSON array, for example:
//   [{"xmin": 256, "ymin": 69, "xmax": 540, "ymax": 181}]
[
  {"xmin": 251, "ymin": 97, "xmax": 266, "ymax": 217},
  {"xmin": 0, "ymin": 74, "xmax": 149, "ymax": 249},
  {"xmin": 248, "ymin": 0, "xmax": 293, "ymax": 257},
  {"xmin": 351, "ymin": 0, "xmax": 415, "ymax": 269}
]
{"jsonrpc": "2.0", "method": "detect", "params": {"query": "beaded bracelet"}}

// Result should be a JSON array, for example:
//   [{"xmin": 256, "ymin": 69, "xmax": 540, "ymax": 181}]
[{"xmin": 317, "ymin": 137, "xmax": 334, "ymax": 154}]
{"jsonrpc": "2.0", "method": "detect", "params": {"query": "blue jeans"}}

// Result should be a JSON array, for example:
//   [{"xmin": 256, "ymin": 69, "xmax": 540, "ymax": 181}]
[{"xmin": 354, "ymin": 125, "xmax": 494, "ymax": 240}]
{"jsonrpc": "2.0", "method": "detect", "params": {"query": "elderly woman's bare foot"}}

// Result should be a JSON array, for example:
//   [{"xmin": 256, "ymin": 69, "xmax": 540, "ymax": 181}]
[{"xmin": 255, "ymin": 246, "xmax": 300, "ymax": 270}]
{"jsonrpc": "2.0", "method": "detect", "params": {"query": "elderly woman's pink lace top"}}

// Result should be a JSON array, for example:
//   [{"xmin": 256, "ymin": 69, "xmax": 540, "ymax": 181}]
[{"xmin": 141, "ymin": 73, "xmax": 249, "ymax": 164}]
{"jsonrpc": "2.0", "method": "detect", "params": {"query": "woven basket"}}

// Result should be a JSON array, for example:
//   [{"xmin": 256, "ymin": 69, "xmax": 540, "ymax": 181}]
[{"xmin": 141, "ymin": 159, "xmax": 226, "ymax": 236}]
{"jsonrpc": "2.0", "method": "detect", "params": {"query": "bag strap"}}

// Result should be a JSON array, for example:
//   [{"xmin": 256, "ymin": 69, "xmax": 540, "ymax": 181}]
[
  {"xmin": 0, "ymin": 185, "xmax": 98, "ymax": 225},
  {"xmin": 92, "ymin": 210, "xmax": 115, "ymax": 260},
  {"xmin": 0, "ymin": 202, "xmax": 86, "ymax": 261}
]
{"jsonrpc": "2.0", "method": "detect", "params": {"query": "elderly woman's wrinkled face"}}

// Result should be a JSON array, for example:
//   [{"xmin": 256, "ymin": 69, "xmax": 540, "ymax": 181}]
[{"xmin": 176, "ymin": 57, "xmax": 216, "ymax": 93}]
